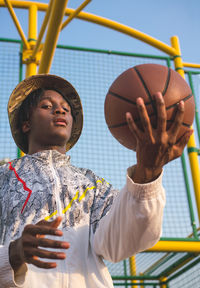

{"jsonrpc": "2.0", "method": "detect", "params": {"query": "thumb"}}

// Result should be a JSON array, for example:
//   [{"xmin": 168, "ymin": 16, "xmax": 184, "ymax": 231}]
[
  {"xmin": 177, "ymin": 129, "xmax": 193, "ymax": 149},
  {"xmin": 36, "ymin": 217, "xmax": 63, "ymax": 239},
  {"xmin": 49, "ymin": 216, "xmax": 63, "ymax": 228},
  {"xmin": 172, "ymin": 130, "xmax": 193, "ymax": 160},
  {"xmin": 36, "ymin": 216, "xmax": 62, "ymax": 228}
]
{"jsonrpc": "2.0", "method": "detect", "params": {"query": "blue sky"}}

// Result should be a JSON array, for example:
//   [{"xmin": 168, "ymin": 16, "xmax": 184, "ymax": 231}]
[{"xmin": 1, "ymin": 0, "xmax": 200, "ymax": 65}]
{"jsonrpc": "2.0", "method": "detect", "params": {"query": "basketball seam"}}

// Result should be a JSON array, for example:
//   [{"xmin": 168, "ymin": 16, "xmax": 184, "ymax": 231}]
[
  {"xmin": 162, "ymin": 67, "xmax": 171, "ymax": 96},
  {"xmin": 108, "ymin": 91, "xmax": 136, "ymax": 105},
  {"xmin": 133, "ymin": 66, "xmax": 157, "ymax": 115},
  {"xmin": 108, "ymin": 93, "xmax": 193, "ymax": 129},
  {"xmin": 165, "ymin": 93, "xmax": 193, "ymax": 110},
  {"xmin": 108, "ymin": 120, "xmax": 191, "ymax": 129},
  {"xmin": 108, "ymin": 90, "xmax": 152, "ymax": 106}
]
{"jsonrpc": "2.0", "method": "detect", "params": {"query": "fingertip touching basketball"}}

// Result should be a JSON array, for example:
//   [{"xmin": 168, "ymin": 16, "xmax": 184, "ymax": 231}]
[{"xmin": 104, "ymin": 63, "xmax": 195, "ymax": 150}]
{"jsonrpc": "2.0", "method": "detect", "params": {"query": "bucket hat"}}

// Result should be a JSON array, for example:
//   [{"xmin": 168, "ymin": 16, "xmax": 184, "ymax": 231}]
[{"xmin": 8, "ymin": 74, "xmax": 83, "ymax": 153}]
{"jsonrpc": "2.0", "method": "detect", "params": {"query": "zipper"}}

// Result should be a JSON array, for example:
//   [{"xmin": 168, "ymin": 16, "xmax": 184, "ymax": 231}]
[
  {"xmin": 49, "ymin": 151, "xmax": 67, "ymax": 287},
  {"xmin": 49, "ymin": 151, "xmax": 62, "ymax": 218}
]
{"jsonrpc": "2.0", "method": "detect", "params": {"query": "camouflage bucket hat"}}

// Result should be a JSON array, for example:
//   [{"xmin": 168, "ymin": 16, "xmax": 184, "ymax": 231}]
[{"xmin": 8, "ymin": 74, "xmax": 83, "ymax": 153}]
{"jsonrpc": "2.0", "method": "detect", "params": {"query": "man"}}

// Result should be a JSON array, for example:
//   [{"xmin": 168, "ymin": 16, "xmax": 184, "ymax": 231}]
[{"xmin": 0, "ymin": 74, "xmax": 192, "ymax": 287}]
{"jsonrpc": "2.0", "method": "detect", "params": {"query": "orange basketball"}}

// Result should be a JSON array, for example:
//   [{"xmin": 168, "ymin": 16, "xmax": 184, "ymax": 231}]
[{"xmin": 104, "ymin": 63, "xmax": 195, "ymax": 150}]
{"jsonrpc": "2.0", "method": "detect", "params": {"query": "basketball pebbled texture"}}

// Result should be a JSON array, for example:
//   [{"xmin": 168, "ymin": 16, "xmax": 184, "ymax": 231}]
[{"xmin": 104, "ymin": 63, "xmax": 195, "ymax": 150}]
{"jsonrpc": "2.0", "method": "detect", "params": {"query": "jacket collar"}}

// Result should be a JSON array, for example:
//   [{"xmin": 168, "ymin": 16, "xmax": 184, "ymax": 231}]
[{"xmin": 27, "ymin": 150, "xmax": 71, "ymax": 165}]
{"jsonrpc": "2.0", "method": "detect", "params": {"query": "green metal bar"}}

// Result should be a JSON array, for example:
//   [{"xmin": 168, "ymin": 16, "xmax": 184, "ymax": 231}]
[
  {"xmin": 185, "ymin": 70, "xmax": 200, "ymax": 75},
  {"xmin": 167, "ymin": 256, "xmax": 200, "ymax": 283},
  {"xmin": 123, "ymin": 260, "xmax": 128, "ymax": 287},
  {"xmin": 0, "ymin": 37, "xmax": 21, "ymax": 43},
  {"xmin": 157, "ymin": 253, "xmax": 197, "ymax": 278},
  {"xmin": 113, "ymin": 283, "xmax": 159, "ymax": 287},
  {"xmin": 144, "ymin": 253, "xmax": 175, "ymax": 275},
  {"xmin": 159, "ymin": 237, "xmax": 200, "ymax": 242},
  {"xmin": 181, "ymin": 152, "xmax": 199, "ymax": 238},
  {"xmin": 166, "ymin": 57, "xmax": 171, "ymax": 68},
  {"xmin": 112, "ymin": 276, "xmax": 158, "ymax": 281},
  {"xmin": 56, "ymin": 44, "xmax": 171, "ymax": 60},
  {"xmin": 187, "ymin": 71, "xmax": 200, "ymax": 143}
]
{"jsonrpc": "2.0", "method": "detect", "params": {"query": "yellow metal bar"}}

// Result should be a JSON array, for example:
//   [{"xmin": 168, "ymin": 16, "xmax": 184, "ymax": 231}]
[
  {"xmin": 160, "ymin": 277, "xmax": 167, "ymax": 288},
  {"xmin": 139, "ymin": 274, "xmax": 144, "ymax": 288},
  {"xmin": 61, "ymin": 0, "xmax": 91, "ymax": 30},
  {"xmin": 0, "ymin": 1, "xmax": 177, "ymax": 56},
  {"xmin": 20, "ymin": 4, "xmax": 38, "ymax": 157},
  {"xmin": 71, "ymin": 10, "xmax": 177, "ymax": 56},
  {"xmin": 129, "ymin": 256, "xmax": 138, "ymax": 288},
  {"xmin": 32, "ymin": 0, "xmax": 53, "ymax": 59},
  {"xmin": 183, "ymin": 62, "xmax": 200, "ymax": 69},
  {"xmin": 148, "ymin": 240, "xmax": 200, "ymax": 252},
  {"xmin": 0, "ymin": 1, "xmax": 51, "ymax": 10},
  {"xmin": 25, "ymin": 4, "xmax": 37, "ymax": 78},
  {"xmin": 38, "ymin": 0, "xmax": 69, "ymax": 74},
  {"xmin": 171, "ymin": 36, "xmax": 200, "ymax": 223},
  {"xmin": 3, "ymin": 0, "xmax": 30, "ymax": 49}
]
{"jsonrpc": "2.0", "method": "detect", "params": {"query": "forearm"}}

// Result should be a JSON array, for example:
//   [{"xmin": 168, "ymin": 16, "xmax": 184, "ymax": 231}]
[
  {"xmin": 93, "ymin": 166, "xmax": 166, "ymax": 262},
  {"xmin": 0, "ymin": 243, "xmax": 27, "ymax": 287},
  {"xmin": 9, "ymin": 239, "xmax": 25, "ymax": 272}
]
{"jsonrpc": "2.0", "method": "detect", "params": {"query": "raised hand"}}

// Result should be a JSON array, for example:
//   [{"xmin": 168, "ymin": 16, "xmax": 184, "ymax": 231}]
[
  {"xmin": 126, "ymin": 92, "xmax": 193, "ymax": 183},
  {"xmin": 9, "ymin": 216, "xmax": 70, "ymax": 271}
]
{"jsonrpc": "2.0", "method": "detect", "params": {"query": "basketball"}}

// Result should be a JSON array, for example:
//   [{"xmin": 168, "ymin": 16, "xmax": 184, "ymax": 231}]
[{"xmin": 104, "ymin": 63, "xmax": 195, "ymax": 150}]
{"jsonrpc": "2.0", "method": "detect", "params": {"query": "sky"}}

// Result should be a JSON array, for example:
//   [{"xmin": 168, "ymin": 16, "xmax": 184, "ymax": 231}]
[{"xmin": 0, "ymin": 0, "xmax": 200, "ymax": 65}]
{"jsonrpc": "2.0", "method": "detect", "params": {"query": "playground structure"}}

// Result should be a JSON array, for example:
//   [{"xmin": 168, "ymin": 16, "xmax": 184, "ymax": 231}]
[{"xmin": 0, "ymin": 1, "xmax": 200, "ymax": 287}]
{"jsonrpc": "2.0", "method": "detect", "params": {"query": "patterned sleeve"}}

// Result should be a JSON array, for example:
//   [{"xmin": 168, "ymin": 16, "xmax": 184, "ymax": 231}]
[
  {"xmin": 0, "ymin": 163, "xmax": 9, "ymax": 244},
  {"xmin": 87, "ymin": 170, "xmax": 119, "ymax": 233}
]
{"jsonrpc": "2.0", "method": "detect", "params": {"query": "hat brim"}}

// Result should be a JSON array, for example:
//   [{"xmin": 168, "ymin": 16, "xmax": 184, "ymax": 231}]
[{"xmin": 8, "ymin": 74, "xmax": 83, "ymax": 154}]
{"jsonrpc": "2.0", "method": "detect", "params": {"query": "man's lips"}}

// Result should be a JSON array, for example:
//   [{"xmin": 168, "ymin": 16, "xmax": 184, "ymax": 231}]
[{"xmin": 54, "ymin": 118, "xmax": 67, "ymax": 126}]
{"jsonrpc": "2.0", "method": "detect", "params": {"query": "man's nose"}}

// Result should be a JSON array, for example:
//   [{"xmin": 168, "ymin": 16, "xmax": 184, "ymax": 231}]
[{"xmin": 54, "ymin": 106, "xmax": 65, "ymax": 114}]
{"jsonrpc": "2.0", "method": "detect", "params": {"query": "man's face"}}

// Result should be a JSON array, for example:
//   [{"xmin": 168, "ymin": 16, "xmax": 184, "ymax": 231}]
[{"xmin": 23, "ymin": 90, "xmax": 73, "ymax": 152}]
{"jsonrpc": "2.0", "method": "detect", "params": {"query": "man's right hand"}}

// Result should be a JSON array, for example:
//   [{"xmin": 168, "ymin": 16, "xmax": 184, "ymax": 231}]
[{"xmin": 9, "ymin": 216, "xmax": 70, "ymax": 271}]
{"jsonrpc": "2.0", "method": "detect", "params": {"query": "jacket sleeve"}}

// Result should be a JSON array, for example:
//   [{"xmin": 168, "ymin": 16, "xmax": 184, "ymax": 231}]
[
  {"xmin": 0, "ymin": 164, "xmax": 27, "ymax": 287},
  {"xmin": 0, "ymin": 244, "xmax": 27, "ymax": 287},
  {"xmin": 93, "ymin": 165, "xmax": 166, "ymax": 263}
]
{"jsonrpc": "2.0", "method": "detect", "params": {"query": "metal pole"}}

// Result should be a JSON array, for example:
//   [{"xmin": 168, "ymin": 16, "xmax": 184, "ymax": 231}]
[
  {"xmin": 0, "ymin": 1, "xmax": 177, "ymax": 56},
  {"xmin": 32, "ymin": 0, "xmax": 54, "ymax": 59},
  {"xmin": 25, "ymin": 4, "xmax": 38, "ymax": 78},
  {"xmin": 148, "ymin": 240, "xmax": 200, "ymax": 252},
  {"xmin": 129, "ymin": 256, "xmax": 138, "ymax": 288},
  {"xmin": 3, "ymin": 0, "xmax": 30, "ymax": 49},
  {"xmin": 171, "ymin": 35, "xmax": 200, "ymax": 224},
  {"xmin": 38, "ymin": 0, "xmax": 69, "ymax": 73},
  {"xmin": 61, "ymin": 0, "xmax": 91, "ymax": 30}
]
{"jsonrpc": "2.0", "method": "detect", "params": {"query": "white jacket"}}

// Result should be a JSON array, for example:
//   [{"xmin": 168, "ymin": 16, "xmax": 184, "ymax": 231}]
[{"xmin": 0, "ymin": 150, "xmax": 165, "ymax": 288}]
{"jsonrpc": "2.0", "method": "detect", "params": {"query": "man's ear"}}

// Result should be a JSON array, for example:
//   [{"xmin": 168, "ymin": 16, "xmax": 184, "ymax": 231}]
[{"xmin": 22, "ymin": 121, "xmax": 31, "ymax": 133}]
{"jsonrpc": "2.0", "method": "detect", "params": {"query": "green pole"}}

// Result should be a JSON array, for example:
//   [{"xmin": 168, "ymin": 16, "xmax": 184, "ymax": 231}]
[
  {"xmin": 167, "ymin": 256, "xmax": 200, "ymax": 283},
  {"xmin": 187, "ymin": 71, "xmax": 200, "ymax": 142},
  {"xmin": 181, "ymin": 153, "xmax": 199, "ymax": 238}
]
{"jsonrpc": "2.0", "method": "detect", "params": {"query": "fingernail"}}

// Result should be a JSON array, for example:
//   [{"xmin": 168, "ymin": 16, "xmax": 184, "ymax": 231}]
[
  {"xmin": 55, "ymin": 230, "xmax": 62, "ymax": 236},
  {"xmin": 136, "ymin": 97, "xmax": 143, "ymax": 105},
  {"xmin": 179, "ymin": 101, "xmax": 184, "ymax": 109},
  {"xmin": 61, "ymin": 242, "xmax": 69, "ymax": 248},
  {"xmin": 59, "ymin": 253, "xmax": 66, "ymax": 258}
]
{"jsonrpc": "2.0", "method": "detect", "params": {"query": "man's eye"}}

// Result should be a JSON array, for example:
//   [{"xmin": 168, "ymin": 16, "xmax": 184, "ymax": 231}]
[
  {"xmin": 63, "ymin": 107, "xmax": 70, "ymax": 112},
  {"xmin": 42, "ymin": 104, "xmax": 52, "ymax": 109}
]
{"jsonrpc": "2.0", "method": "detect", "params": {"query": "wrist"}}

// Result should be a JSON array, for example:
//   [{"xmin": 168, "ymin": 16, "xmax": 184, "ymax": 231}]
[
  {"xmin": 9, "ymin": 239, "xmax": 24, "ymax": 272},
  {"xmin": 132, "ymin": 165, "xmax": 162, "ymax": 184}
]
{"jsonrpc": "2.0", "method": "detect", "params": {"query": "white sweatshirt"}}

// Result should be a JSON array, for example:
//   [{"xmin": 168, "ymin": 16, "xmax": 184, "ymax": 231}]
[{"xmin": 0, "ymin": 150, "xmax": 165, "ymax": 288}]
